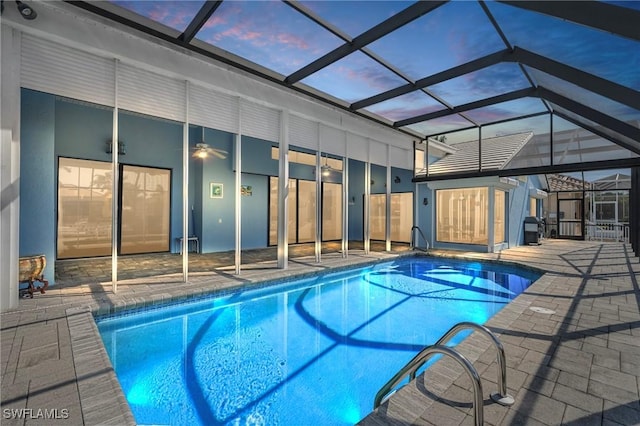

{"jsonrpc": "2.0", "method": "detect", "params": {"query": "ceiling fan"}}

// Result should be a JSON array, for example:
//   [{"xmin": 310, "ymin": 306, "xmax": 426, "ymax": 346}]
[{"xmin": 193, "ymin": 127, "xmax": 228, "ymax": 159}]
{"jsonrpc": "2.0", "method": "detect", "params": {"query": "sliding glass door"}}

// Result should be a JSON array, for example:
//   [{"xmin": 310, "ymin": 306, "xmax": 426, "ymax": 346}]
[
  {"xmin": 269, "ymin": 177, "xmax": 317, "ymax": 245},
  {"xmin": 369, "ymin": 192, "xmax": 413, "ymax": 243},
  {"xmin": 57, "ymin": 158, "xmax": 171, "ymax": 258}
]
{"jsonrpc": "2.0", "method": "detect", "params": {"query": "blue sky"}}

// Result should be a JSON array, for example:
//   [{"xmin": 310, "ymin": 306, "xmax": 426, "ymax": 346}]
[{"xmin": 109, "ymin": 0, "xmax": 639, "ymax": 142}]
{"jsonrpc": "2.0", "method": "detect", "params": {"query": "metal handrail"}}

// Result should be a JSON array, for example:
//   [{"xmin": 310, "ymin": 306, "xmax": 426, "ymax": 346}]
[
  {"xmin": 374, "ymin": 345, "xmax": 484, "ymax": 426},
  {"xmin": 373, "ymin": 322, "xmax": 514, "ymax": 425},
  {"xmin": 411, "ymin": 322, "xmax": 513, "ymax": 405},
  {"xmin": 410, "ymin": 225, "xmax": 429, "ymax": 251}
]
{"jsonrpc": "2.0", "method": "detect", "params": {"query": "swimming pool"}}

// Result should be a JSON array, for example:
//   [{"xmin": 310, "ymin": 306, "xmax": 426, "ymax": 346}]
[{"xmin": 97, "ymin": 256, "xmax": 540, "ymax": 425}]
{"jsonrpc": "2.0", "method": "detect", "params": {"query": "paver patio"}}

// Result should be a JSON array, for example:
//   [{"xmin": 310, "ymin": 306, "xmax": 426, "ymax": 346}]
[{"xmin": 1, "ymin": 240, "xmax": 638, "ymax": 425}]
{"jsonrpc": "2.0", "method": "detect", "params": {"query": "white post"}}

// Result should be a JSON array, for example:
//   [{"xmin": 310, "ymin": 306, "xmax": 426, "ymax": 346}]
[
  {"xmin": 277, "ymin": 110, "xmax": 289, "ymax": 269},
  {"xmin": 0, "ymin": 27, "xmax": 21, "ymax": 311},
  {"xmin": 111, "ymin": 59, "xmax": 120, "ymax": 292},
  {"xmin": 385, "ymin": 145, "xmax": 391, "ymax": 252},
  {"xmin": 182, "ymin": 81, "xmax": 190, "ymax": 282},
  {"xmin": 235, "ymin": 100, "xmax": 242, "ymax": 274}
]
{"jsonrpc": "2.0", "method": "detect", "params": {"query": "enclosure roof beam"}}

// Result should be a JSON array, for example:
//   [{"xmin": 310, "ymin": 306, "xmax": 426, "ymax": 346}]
[
  {"xmin": 285, "ymin": 1, "xmax": 446, "ymax": 84},
  {"xmin": 498, "ymin": 1, "xmax": 640, "ymax": 42},
  {"xmin": 351, "ymin": 49, "xmax": 511, "ymax": 111},
  {"xmin": 538, "ymin": 87, "xmax": 640, "ymax": 155},
  {"xmin": 395, "ymin": 87, "xmax": 535, "ymax": 128},
  {"xmin": 510, "ymin": 48, "xmax": 640, "ymax": 111}
]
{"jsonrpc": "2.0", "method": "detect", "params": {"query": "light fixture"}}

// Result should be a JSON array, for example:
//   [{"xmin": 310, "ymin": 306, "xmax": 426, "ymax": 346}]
[
  {"xmin": 423, "ymin": 197, "xmax": 428, "ymax": 205},
  {"xmin": 16, "ymin": 1, "xmax": 37, "ymax": 20},
  {"xmin": 106, "ymin": 140, "xmax": 126, "ymax": 155},
  {"xmin": 321, "ymin": 153, "xmax": 332, "ymax": 177},
  {"xmin": 193, "ymin": 127, "xmax": 227, "ymax": 160},
  {"xmin": 194, "ymin": 145, "xmax": 208, "ymax": 159},
  {"xmin": 394, "ymin": 176, "xmax": 401, "ymax": 184}
]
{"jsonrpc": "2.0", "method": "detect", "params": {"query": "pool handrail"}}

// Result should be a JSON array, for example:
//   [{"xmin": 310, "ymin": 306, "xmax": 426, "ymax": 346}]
[
  {"xmin": 373, "ymin": 322, "xmax": 515, "ymax": 425},
  {"xmin": 410, "ymin": 226, "xmax": 429, "ymax": 251},
  {"xmin": 373, "ymin": 345, "xmax": 484, "ymax": 426}
]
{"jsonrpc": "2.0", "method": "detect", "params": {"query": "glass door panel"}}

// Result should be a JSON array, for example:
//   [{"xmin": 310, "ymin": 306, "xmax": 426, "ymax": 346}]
[
  {"xmin": 322, "ymin": 183, "xmax": 342, "ymax": 241},
  {"xmin": 57, "ymin": 158, "xmax": 113, "ymax": 259},
  {"xmin": 390, "ymin": 193, "xmax": 413, "ymax": 243},
  {"xmin": 120, "ymin": 165, "xmax": 171, "ymax": 254},
  {"xmin": 297, "ymin": 180, "xmax": 316, "ymax": 243},
  {"xmin": 558, "ymin": 199, "xmax": 583, "ymax": 239},
  {"xmin": 370, "ymin": 194, "xmax": 386, "ymax": 241},
  {"xmin": 269, "ymin": 177, "xmax": 298, "ymax": 245}
]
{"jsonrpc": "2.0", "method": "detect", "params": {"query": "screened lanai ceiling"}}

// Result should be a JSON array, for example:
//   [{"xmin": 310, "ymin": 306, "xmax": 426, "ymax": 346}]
[{"xmin": 69, "ymin": 0, "xmax": 640, "ymax": 176}]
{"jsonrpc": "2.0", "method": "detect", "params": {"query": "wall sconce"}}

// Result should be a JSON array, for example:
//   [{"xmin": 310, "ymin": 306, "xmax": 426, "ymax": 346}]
[
  {"xmin": 348, "ymin": 196, "xmax": 355, "ymax": 205},
  {"xmin": 394, "ymin": 176, "xmax": 401, "ymax": 184},
  {"xmin": 15, "ymin": 1, "xmax": 37, "ymax": 19},
  {"xmin": 106, "ymin": 140, "xmax": 126, "ymax": 155},
  {"xmin": 423, "ymin": 197, "xmax": 428, "ymax": 205},
  {"xmin": 370, "ymin": 179, "xmax": 375, "ymax": 185}
]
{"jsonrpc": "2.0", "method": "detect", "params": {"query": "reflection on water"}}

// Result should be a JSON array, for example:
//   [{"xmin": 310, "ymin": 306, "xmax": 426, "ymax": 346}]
[{"xmin": 97, "ymin": 257, "xmax": 539, "ymax": 425}]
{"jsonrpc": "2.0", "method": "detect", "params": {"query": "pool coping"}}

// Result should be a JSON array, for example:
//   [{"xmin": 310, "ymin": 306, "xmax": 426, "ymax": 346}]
[{"xmin": 66, "ymin": 251, "xmax": 546, "ymax": 425}]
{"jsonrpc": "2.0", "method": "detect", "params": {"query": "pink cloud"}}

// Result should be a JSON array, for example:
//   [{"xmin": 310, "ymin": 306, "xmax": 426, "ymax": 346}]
[{"xmin": 276, "ymin": 33, "xmax": 308, "ymax": 50}]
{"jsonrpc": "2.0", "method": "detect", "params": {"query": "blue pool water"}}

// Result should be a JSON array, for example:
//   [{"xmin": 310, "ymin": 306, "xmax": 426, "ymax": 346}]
[{"xmin": 97, "ymin": 257, "xmax": 540, "ymax": 426}]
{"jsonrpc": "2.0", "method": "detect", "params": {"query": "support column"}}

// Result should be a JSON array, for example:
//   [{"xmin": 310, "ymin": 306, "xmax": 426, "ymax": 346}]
[
  {"xmin": 0, "ymin": 27, "xmax": 21, "ymax": 311},
  {"xmin": 342, "ymin": 156, "xmax": 349, "ymax": 258},
  {"xmin": 182, "ymin": 81, "xmax": 190, "ymax": 282},
  {"xmin": 235, "ymin": 100, "xmax": 242, "ymax": 274},
  {"xmin": 111, "ymin": 59, "xmax": 120, "ymax": 292},
  {"xmin": 277, "ymin": 111, "xmax": 289, "ymax": 269},
  {"xmin": 315, "ymin": 140, "xmax": 322, "ymax": 263},
  {"xmin": 234, "ymin": 132, "xmax": 242, "ymax": 274},
  {"xmin": 364, "ymin": 161, "xmax": 371, "ymax": 254},
  {"xmin": 385, "ymin": 146, "xmax": 391, "ymax": 252}
]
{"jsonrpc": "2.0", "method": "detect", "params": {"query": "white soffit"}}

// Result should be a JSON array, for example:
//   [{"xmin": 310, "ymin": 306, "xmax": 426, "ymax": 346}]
[
  {"xmin": 189, "ymin": 85, "xmax": 239, "ymax": 134},
  {"xmin": 289, "ymin": 115, "xmax": 319, "ymax": 151},
  {"xmin": 21, "ymin": 34, "xmax": 115, "ymax": 107},
  {"xmin": 320, "ymin": 125, "xmax": 346, "ymax": 157},
  {"xmin": 118, "ymin": 63, "xmax": 185, "ymax": 122},
  {"xmin": 240, "ymin": 101, "xmax": 280, "ymax": 142},
  {"xmin": 369, "ymin": 140, "xmax": 387, "ymax": 166},
  {"xmin": 346, "ymin": 133, "xmax": 368, "ymax": 162}
]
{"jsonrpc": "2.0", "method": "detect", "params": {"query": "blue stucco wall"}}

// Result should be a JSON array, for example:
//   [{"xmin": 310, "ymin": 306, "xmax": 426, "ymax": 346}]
[
  {"xmin": 20, "ymin": 89, "xmax": 56, "ymax": 284},
  {"xmin": 348, "ymin": 159, "xmax": 365, "ymax": 241},
  {"xmin": 20, "ymin": 89, "xmax": 421, "ymax": 271},
  {"xmin": 197, "ymin": 127, "xmax": 235, "ymax": 252}
]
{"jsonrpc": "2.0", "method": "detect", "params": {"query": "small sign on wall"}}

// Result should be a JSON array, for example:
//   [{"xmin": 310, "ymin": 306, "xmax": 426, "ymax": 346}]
[
  {"xmin": 241, "ymin": 185, "xmax": 252, "ymax": 196},
  {"xmin": 210, "ymin": 183, "xmax": 223, "ymax": 199}
]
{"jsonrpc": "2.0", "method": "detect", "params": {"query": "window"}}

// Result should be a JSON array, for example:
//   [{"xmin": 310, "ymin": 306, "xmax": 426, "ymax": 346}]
[
  {"xmin": 530, "ymin": 197, "xmax": 537, "ymax": 217},
  {"xmin": 436, "ymin": 188, "xmax": 488, "ymax": 244},
  {"xmin": 494, "ymin": 190, "xmax": 506, "ymax": 244}
]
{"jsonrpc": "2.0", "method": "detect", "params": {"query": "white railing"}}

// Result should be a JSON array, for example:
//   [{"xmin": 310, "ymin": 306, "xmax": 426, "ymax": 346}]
[{"xmin": 586, "ymin": 223, "xmax": 629, "ymax": 243}]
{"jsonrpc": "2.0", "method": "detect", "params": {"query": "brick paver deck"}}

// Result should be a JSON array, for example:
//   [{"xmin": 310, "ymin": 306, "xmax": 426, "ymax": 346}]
[{"xmin": 1, "ymin": 240, "xmax": 638, "ymax": 425}]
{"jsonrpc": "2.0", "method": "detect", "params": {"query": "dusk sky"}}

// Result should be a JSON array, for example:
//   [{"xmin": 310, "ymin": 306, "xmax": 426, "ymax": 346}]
[{"xmin": 110, "ymin": 0, "xmax": 639, "ymax": 142}]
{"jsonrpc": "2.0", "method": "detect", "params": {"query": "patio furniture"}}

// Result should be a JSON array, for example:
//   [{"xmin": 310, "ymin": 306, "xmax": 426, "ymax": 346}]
[{"xmin": 19, "ymin": 254, "xmax": 49, "ymax": 298}]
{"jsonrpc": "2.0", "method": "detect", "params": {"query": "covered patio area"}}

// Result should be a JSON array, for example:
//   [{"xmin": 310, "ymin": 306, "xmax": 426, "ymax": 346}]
[{"xmin": 2, "ymin": 239, "xmax": 638, "ymax": 425}]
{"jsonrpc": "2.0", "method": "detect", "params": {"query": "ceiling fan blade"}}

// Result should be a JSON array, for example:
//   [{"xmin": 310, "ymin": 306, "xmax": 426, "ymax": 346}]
[{"xmin": 212, "ymin": 151, "xmax": 227, "ymax": 159}]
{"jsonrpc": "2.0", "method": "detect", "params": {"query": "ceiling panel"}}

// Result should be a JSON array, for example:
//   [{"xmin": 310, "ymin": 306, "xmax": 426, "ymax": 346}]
[
  {"xmin": 366, "ymin": 1, "xmax": 505, "ymax": 81},
  {"xmin": 364, "ymin": 90, "xmax": 445, "ymax": 122},
  {"xmin": 300, "ymin": 50, "xmax": 408, "ymax": 103},
  {"xmin": 111, "ymin": 0, "xmax": 205, "ymax": 32},
  {"xmin": 194, "ymin": 0, "xmax": 344, "ymax": 77},
  {"xmin": 487, "ymin": 1, "xmax": 640, "ymax": 91}
]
